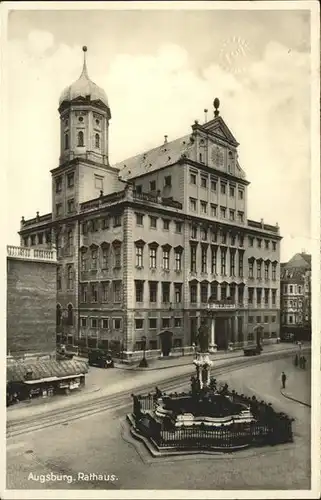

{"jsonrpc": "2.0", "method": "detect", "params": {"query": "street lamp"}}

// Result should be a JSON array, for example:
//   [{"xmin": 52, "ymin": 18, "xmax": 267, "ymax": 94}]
[{"xmin": 139, "ymin": 335, "xmax": 148, "ymax": 368}]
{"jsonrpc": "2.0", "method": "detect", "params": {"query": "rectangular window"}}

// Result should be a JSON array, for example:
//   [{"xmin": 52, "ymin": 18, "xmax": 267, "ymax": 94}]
[
  {"xmin": 149, "ymin": 282, "xmax": 157, "ymax": 303},
  {"xmin": 38, "ymin": 233, "xmax": 43, "ymax": 244},
  {"xmin": 55, "ymin": 176, "xmax": 62, "ymax": 193},
  {"xmin": 200, "ymin": 283, "xmax": 208, "ymax": 303},
  {"xmin": 114, "ymin": 245, "xmax": 121, "ymax": 268},
  {"xmin": 67, "ymin": 172, "xmax": 74, "ymax": 188},
  {"xmin": 249, "ymin": 316, "xmax": 254, "ymax": 323},
  {"xmin": 272, "ymin": 316, "xmax": 276, "ymax": 323},
  {"xmin": 272, "ymin": 241, "xmax": 277, "ymax": 251},
  {"xmin": 135, "ymin": 319, "xmax": 144, "ymax": 330},
  {"xmin": 264, "ymin": 288, "xmax": 269, "ymax": 305},
  {"xmin": 67, "ymin": 199, "xmax": 75, "ymax": 213},
  {"xmin": 136, "ymin": 213, "xmax": 144, "ymax": 226},
  {"xmin": 248, "ymin": 288, "xmax": 254, "ymax": 305},
  {"xmin": 150, "ymin": 216, "xmax": 157, "ymax": 229},
  {"xmin": 175, "ymin": 222, "xmax": 182, "ymax": 233},
  {"xmin": 189, "ymin": 197, "xmax": 197, "ymax": 211},
  {"xmin": 149, "ymin": 318, "xmax": 157, "ymax": 329},
  {"xmin": 257, "ymin": 238, "xmax": 262, "ymax": 248},
  {"xmin": 80, "ymin": 284, "xmax": 87, "ymax": 303},
  {"xmin": 190, "ymin": 172, "xmax": 197, "ymax": 184},
  {"xmin": 229, "ymin": 209, "xmax": 235, "ymax": 221},
  {"xmin": 272, "ymin": 289, "xmax": 277, "ymax": 306},
  {"xmin": 56, "ymin": 203, "xmax": 62, "ymax": 217},
  {"xmin": 102, "ymin": 247, "xmax": 109, "ymax": 269},
  {"xmin": 230, "ymin": 250, "xmax": 235, "ymax": 277},
  {"xmin": 256, "ymin": 316, "xmax": 261, "ymax": 324},
  {"xmin": 220, "ymin": 207, "xmax": 226, "ymax": 218},
  {"xmin": 220, "ymin": 286, "xmax": 227, "ymax": 301},
  {"xmin": 190, "ymin": 245, "xmax": 197, "ymax": 272},
  {"xmin": 257, "ymin": 261, "xmax": 262, "ymax": 279},
  {"xmin": 91, "ymin": 283, "xmax": 98, "ymax": 302},
  {"xmin": 211, "ymin": 179, "xmax": 217, "ymax": 191},
  {"xmin": 164, "ymin": 176, "xmax": 172, "ymax": 187},
  {"xmin": 201, "ymin": 177, "xmax": 207, "ymax": 189},
  {"xmin": 221, "ymin": 232, "xmax": 227, "ymax": 245},
  {"xmin": 135, "ymin": 246, "xmax": 143, "ymax": 267},
  {"xmin": 91, "ymin": 318, "xmax": 98, "ymax": 329},
  {"xmin": 162, "ymin": 282, "xmax": 170, "ymax": 303},
  {"xmin": 91, "ymin": 248, "xmax": 98, "ymax": 270},
  {"xmin": 237, "ymin": 211, "xmax": 244, "ymax": 223},
  {"xmin": 135, "ymin": 281, "xmax": 144, "ymax": 302},
  {"xmin": 162, "ymin": 318, "xmax": 171, "ymax": 329},
  {"xmin": 174, "ymin": 318, "xmax": 182, "ymax": 327},
  {"xmin": 272, "ymin": 263, "xmax": 277, "ymax": 280},
  {"xmin": 191, "ymin": 225, "xmax": 197, "ymax": 239},
  {"xmin": 67, "ymin": 264, "xmax": 74, "ymax": 289},
  {"xmin": 211, "ymin": 246, "xmax": 217, "ymax": 274},
  {"xmin": 221, "ymin": 183, "xmax": 226, "ymax": 195},
  {"xmin": 113, "ymin": 215, "xmax": 121, "ymax": 227},
  {"xmin": 175, "ymin": 251, "xmax": 182, "ymax": 272},
  {"xmin": 238, "ymin": 189, "xmax": 244, "ymax": 200},
  {"xmin": 190, "ymin": 283, "xmax": 197, "ymax": 303},
  {"xmin": 80, "ymin": 317, "xmax": 87, "ymax": 328},
  {"xmin": 211, "ymin": 204, "xmax": 217, "ymax": 217},
  {"xmin": 201, "ymin": 228, "xmax": 207, "ymax": 241},
  {"xmin": 101, "ymin": 318, "xmax": 109, "ymax": 329},
  {"xmin": 249, "ymin": 236, "xmax": 254, "ymax": 247},
  {"xmin": 149, "ymin": 247, "xmax": 157, "ymax": 268},
  {"xmin": 174, "ymin": 283, "xmax": 182, "ymax": 303},
  {"xmin": 265, "ymin": 240, "xmax": 270, "ymax": 249},
  {"xmin": 238, "ymin": 251, "xmax": 243, "ymax": 277},
  {"xmin": 113, "ymin": 281, "xmax": 122, "ymax": 303},
  {"xmin": 200, "ymin": 201, "xmax": 207, "ymax": 214},
  {"xmin": 102, "ymin": 217, "xmax": 110, "ymax": 230},
  {"xmin": 163, "ymin": 219, "xmax": 170, "ymax": 230},
  {"xmin": 150, "ymin": 180, "xmax": 156, "ymax": 191},
  {"xmin": 221, "ymin": 248, "xmax": 226, "ymax": 275},
  {"xmin": 114, "ymin": 318, "xmax": 121, "ymax": 330},
  {"xmin": 136, "ymin": 185, "xmax": 142, "ymax": 194},
  {"xmin": 80, "ymin": 251, "xmax": 87, "ymax": 271},
  {"xmin": 101, "ymin": 282, "xmax": 109, "ymax": 302},
  {"xmin": 231, "ymin": 234, "xmax": 236, "ymax": 246},
  {"xmin": 249, "ymin": 261, "xmax": 254, "ymax": 279},
  {"xmin": 163, "ymin": 249, "xmax": 170, "ymax": 270},
  {"xmin": 229, "ymin": 186, "xmax": 235, "ymax": 197},
  {"xmin": 257, "ymin": 288, "xmax": 262, "ymax": 306},
  {"xmin": 201, "ymin": 246, "xmax": 207, "ymax": 273},
  {"xmin": 264, "ymin": 316, "xmax": 269, "ymax": 323},
  {"xmin": 264, "ymin": 262, "xmax": 269, "ymax": 279}
]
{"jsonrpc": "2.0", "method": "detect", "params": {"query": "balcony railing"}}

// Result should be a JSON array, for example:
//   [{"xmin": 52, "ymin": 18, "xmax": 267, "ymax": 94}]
[
  {"xmin": 247, "ymin": 219, "xmax": 279, "ymax": 234},
  {"xmin": 7, "ymin": 245, "xmax": 57, "ymax": 262}
]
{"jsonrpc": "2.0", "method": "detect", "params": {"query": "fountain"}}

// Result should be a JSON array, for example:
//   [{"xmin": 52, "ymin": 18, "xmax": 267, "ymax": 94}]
[{"xmin": 127, "ymin": 318, "xmax": 294, "ymax": 454}]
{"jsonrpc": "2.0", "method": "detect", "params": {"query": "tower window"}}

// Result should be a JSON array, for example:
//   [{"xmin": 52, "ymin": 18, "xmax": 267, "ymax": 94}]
[
  {"xmin": 95, "ymin": 133, "xmax": 100, "ymax": 149},
  {"xmin": 64, "ymin": 133, "xmax": 69, "ymax": 150},
  {"xmin": 77, "ymin": 131, "xmax": 84, "ymax": 147}
]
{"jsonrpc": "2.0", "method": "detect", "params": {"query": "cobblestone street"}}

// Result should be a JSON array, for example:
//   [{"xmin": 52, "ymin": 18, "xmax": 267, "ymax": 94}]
[{"xmin": 7, "ymin": 356, "xmax": 311, "ymax": 490}]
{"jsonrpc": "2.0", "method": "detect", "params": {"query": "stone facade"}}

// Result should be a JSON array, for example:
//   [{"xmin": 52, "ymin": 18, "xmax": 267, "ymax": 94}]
[
  {"xmin": 7, "ymin": 246, "xmax": 57, "ymax": 359},
  {"xmin": 17, "ymin": 51, "xmax": 282, "ymax": 360}
]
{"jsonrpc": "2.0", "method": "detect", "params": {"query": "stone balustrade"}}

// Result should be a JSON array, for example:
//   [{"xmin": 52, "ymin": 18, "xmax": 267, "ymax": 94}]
[{"xmin": 7, "ymin": 245, "xmax": 57, "ymax": 262}]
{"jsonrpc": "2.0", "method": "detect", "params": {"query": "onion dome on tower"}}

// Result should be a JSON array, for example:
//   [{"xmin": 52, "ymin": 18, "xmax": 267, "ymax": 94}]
[{"xmin": 59, "ymin": 46, "xmax": 111, "ymax": 119}]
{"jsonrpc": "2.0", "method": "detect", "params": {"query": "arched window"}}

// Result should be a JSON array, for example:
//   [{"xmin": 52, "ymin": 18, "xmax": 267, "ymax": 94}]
[
  {"xmin": 78, "ymin": 131, "xmax": 84, "ymax": 147},
  {"xmin": 64, "ymin": 133, "xmax": 69, "ymax": 150},
  {"xmin": 56, "ymin": 304, "xmax": 62, "ymax": 327},
  {"xmin": 67, "ymin": 304, "xmax": 73, "ymax": 326},
  {"xmin": 95, "ymin": 133, "xmax": 100, "ymax": 149}
]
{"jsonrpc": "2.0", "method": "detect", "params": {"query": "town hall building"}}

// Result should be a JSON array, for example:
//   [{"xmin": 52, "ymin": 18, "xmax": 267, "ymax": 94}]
[{"xmin": 18, "ymin": 47, "xmax": 282, "ymax": 360}]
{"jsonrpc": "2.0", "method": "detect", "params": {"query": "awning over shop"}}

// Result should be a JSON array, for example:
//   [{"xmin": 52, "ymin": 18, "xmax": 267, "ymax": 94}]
[{"xmin": 7, "ymin": 359, "xmax": 88, "ymax": 384}]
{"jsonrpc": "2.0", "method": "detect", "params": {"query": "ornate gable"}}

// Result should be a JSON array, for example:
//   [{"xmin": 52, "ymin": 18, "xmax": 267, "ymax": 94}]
[{"xmin": 202, "ymin": 116, "xmax": 239, "ymax": 147}]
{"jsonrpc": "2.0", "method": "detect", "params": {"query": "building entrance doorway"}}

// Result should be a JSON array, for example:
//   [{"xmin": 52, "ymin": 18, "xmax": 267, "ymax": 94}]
[{"xmin": 215, "ymin": 317, "xmax": 228, "ymax": 350}]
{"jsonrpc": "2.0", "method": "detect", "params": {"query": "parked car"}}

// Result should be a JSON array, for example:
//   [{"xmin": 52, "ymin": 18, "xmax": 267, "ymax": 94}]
[
  {"xmin": 243, "ymin": 344, "xmax": 262, "ymax": 356},
  {"xmin": 88, "ymin": 349, "xmax": 114, "ymax": 368}
]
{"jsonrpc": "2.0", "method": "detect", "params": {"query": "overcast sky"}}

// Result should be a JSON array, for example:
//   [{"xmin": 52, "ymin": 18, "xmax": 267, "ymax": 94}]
[{"xmin": 5, "ymin": 5, "xmax": 313, "ymax": 262}]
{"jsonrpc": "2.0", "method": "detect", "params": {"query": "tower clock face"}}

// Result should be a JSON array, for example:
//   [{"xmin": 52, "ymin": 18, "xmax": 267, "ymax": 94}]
[{"xmin": 211, "ymin": 145, "xmax": 224, "ymax": 168}]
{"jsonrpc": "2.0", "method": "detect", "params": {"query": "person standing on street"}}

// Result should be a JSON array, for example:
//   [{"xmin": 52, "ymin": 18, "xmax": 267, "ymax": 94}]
[{"xmin": 281, "ymin": 371, "xmax": 287, "ymax": 389}]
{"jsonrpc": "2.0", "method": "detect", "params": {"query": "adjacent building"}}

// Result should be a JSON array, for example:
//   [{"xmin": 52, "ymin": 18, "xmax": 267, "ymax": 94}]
[
  {"xmin": 7, "ymin": 245, "xmax": 57, "ymax": 360},
  {"xmin": 18, "ymin": 48, "xmax": 282, "ymax": 360},
  {"xmin": 280, "ymin": 252, "xmax": 311, "ymax": 341}
]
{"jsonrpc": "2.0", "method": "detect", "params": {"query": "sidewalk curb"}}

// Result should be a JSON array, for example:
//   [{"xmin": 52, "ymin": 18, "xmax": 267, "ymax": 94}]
[{"xmin": 280, "ymin": 388, "xmax": 311, "ymax": 408}]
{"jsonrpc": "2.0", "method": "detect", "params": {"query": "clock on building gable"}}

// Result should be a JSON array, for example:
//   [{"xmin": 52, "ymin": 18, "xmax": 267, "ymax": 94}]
[{"xmin": 211, "ymin": 145, "xmax": 224, "ymax": 169}]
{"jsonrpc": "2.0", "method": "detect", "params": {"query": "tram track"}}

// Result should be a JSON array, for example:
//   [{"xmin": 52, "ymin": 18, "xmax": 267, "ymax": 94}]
[{"xmin": 6, "ymin": 348, "xmax": 306, "ymax": 439}]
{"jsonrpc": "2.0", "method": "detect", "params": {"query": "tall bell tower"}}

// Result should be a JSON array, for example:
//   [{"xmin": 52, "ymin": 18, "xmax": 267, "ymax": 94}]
[{"xmin": 58, "ymin": 46, "xmax": 112, "ymax": 167}]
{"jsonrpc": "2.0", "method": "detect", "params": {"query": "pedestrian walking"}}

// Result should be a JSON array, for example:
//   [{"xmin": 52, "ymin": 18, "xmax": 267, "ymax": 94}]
[{"xmin": 281, "ymin": 371, "xmax": 287, "ymax": 389}]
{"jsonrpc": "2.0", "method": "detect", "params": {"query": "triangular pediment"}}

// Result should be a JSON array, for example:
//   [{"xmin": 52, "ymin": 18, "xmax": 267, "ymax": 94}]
[{"xmin": 202, "ymin": 116, "xmax": 239, "ymax": 147}]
